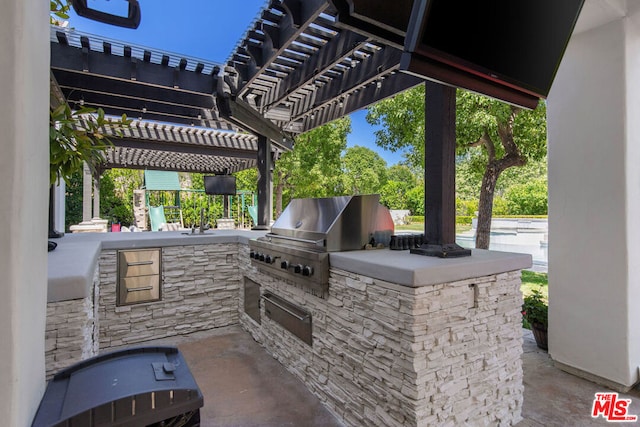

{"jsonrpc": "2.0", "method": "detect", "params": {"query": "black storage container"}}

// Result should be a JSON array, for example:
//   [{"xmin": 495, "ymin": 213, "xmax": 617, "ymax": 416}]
[{"xmin": 32, "ymin": 346, "xmax": 203, "ymax": 427}]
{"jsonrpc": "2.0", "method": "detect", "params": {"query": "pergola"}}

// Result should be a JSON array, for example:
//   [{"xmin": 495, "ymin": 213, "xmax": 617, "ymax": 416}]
[
  {"xmin": 49, "ymin": 0, "xmax": 461, "ymax": 252},
  {"xmin": 96, "ymin": 121, "xmax": 260, "ymax": 174}
]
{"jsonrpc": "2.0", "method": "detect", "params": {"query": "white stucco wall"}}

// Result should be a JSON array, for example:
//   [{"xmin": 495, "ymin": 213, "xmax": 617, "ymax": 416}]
[
  {"xmin": 624, "ymin": 5, "xmax": 640, "ymax": 386},
  {"xmin": 0, "ymin": 1, "xmax": 49, "ymax": 425},
  {"xmin": 548, "ymin": 6, "xmax": 640, "ymax": 388}
]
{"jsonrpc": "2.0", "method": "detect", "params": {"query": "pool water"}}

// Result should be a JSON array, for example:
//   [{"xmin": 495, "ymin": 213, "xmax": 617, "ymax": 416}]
[{"xmin": 456, "ymin": 230, "xmax": 548, "ymax": 272}]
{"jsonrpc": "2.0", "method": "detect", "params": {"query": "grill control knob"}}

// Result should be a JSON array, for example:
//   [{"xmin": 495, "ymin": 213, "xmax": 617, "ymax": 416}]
[
  {"xmin": 294, "ymin": 264, "xmax": 303, "ymax": 274},
  {"xmin": 281, "ymin": 260, "xmax": 290, "ymax": 269},
  {"xmin": 249, "ymin": 251, "xmax": 255, "ymax": 259},
  {"xmin": 302, "ymin": 265, "xmax": 313, "ymax": 276},
  {"xmin": 258, "ymin": 254, "xmax": 265, "ymax": 262},
  {"xmin": 265, "ymin": 255, "xmax": 272, "ymax": 264}
]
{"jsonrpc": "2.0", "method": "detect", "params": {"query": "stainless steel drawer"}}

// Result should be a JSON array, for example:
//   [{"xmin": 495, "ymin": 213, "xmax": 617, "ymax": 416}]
[
  {"xmin": 118, "ymin": 249, "xmax": 160, "ymax": 278},
  {"xmin": 117, "ymin": 248, "xmax": 162, "ymax": 306},
  {"xmin": 262, "ymin": 293, "xmax": 312, "ymax": 346}
]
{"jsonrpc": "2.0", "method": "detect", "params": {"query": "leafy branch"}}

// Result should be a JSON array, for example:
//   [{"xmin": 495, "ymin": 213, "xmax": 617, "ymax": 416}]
[
  {"xmin": 50, "ymin": 104, "xmax": 131, "ymax": 185},
  {"xmin": 49, "ymin": 0, "xmax": 132, "ymax": 186},
  {"xmin": 50, "ymin": 0, "xmax": 70, "ymax": 24}
]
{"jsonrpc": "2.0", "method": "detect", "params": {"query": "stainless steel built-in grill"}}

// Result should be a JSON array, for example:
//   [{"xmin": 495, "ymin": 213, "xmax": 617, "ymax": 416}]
[{"xmin": 249, "ymin": 194, "xmax": 394, "ymax": 296}]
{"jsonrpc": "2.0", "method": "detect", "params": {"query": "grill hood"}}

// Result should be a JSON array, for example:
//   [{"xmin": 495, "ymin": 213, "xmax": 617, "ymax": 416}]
[{"xmin": 269, "ymin": 194, "xmax": 394, "ymax": 252}]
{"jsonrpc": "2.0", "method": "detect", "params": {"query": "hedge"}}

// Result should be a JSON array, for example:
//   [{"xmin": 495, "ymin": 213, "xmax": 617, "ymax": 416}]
[
  {"xmin": 492, "ymin": 215, "xmax": 548, "ymax": 219},
  {"xmin": 456, "ymin": 216, "xmax": 473, "ymax": 225},
  {"xmin": 406, "ymin": 215, "xmax": 548, "ymax": 224}
]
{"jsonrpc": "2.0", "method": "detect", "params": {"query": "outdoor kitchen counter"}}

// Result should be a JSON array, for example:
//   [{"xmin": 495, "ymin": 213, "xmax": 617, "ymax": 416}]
[
  {"xmin": 243, "ymin": 245, "xmax": 533, "ymax": 426},
  {"xmin": 47, "ymin": 230, "xmax": 267, "ymax": 303},
  {"xmin": 329, "ymin": 248, "xmax": 532, "ymax": 287}
]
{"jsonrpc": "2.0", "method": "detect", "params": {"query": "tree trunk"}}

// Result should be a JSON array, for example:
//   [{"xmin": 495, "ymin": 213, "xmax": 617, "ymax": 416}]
[
  {"xmin": 475, "ymin": 166, "xmax": 499, "ymax": 249},
  {"xmin": 474, "ymin": 106, "xmax": 527, "ymax": 250}
]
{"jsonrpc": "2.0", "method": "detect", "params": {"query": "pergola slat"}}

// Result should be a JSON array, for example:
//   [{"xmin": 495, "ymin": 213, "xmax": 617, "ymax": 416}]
[{"xmin": 50, "ymin": 0, "xmax": 429, "ymax": 176}]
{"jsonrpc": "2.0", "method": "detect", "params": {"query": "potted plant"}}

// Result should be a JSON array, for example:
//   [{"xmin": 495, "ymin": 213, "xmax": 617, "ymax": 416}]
[{"xmin": 522, "ymin": 288, "xmax": 548, "ymax": 350}]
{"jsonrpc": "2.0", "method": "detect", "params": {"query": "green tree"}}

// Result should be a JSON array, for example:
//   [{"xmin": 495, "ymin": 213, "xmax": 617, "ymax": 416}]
[
  {"xmin": 496, "ymin": 157, "xmax": 547, "ymax": 196},
  {"xmin": 234, "ymin": 168, "xmax": 258, "ymax": 193},
  {"xmin": 387, "ymin": 164, "xmax": 417, "ymax": 185},
  {"xmin": 367, "ymin": 88, "xmax": 425, "ymax": 168},
  {"xmin": 455, "ymin": 152, "xmax": 485, "ymax": 200},
  {"xmin": 108, "ymin": 168, "xmax": 144, "ymax": 199},
  {"xmin": 63, "ymin": 169, "xmax": 135, "ymax": 229},
  {"xmin": 274, "ymin": 118, "xmax": 350, "ymax": 216},
  {"xmin": 457, "ymin": 152, "xmax": 548, "ymax": 201},
  {"xmin": 380, "ymin": 181, "xmax": 407, "ymax": 210},
  {"xmin": 64, "ymin": 171, "xmax": 83, "ymax": 231},
  {"xmin": 100, "ymin": 170, "xmax": 134, "ymax": 226},
  {"xmin": 367, "ymin": 85, "xmax": 547, "ymax": 248},
  {"xmin": 342, "ymin": 145, "xmax": 388, "ymax": 195},
  {"xmin": 406, "ymin": 185, "xmax": 425, "ymax": 216},
  {"xmin": 379, "ymin": 164, "xmax": 417, "ymax": 210}
]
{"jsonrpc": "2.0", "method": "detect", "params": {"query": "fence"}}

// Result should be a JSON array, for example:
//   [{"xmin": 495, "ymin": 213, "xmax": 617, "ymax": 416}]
[{"xmin": 145, "ymin": 189, "xmax": 256, "ymax": 230}]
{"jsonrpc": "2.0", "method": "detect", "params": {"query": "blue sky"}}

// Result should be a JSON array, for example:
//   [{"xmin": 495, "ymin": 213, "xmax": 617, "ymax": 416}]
[{"xmin": 64, "ymin": 0, "xmax": 407, "ymax": 166}]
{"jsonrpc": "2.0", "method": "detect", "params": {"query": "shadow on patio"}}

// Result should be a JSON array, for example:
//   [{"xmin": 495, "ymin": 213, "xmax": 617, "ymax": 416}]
[{"xmin": 135, "ymin": 325, "xmax": 640, "ymax": 427}]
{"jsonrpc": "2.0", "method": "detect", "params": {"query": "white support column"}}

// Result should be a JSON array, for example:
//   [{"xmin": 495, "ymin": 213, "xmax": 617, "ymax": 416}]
[
  {"xmin": 547, "ymin": 3, "xmax": 640, "ymax": 391},
  {"xmin": 92, "ymin": 173, "xmax": 100, "ymax": 220},
  {"xmin": 0, "ymin": 0, "xmax": 49, "ymax": 424},
  {"xmin": 82, "ymin": 162, "xmax": 92, "ymax": 223},
  {"xmin": 53, "ymin": 180, "xmax": 65, "ymax": 233}
]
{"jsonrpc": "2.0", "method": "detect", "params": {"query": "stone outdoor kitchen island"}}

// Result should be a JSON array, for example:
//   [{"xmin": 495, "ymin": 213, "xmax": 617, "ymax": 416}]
[
  {"xmin": 240, "ymin": 246, "xmax": 531, "ymax": 427},
  {"xmin": 45, "ymin": 231, "xmax": 530, "ymax": 427}
]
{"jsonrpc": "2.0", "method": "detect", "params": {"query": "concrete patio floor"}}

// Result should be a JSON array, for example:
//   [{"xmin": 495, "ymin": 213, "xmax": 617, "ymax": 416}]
[
  {"xmin": 137, "ymin": 326, "xmax": 639, "ymax": 426},
  {"xmin": 517, "ymin": 329, "xmax": 640, "ymax": 427}
]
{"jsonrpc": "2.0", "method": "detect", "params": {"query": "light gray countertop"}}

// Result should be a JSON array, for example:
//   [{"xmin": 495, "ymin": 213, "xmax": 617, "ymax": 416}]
[
  {"xmin": 48, "ymin": 230, "xmax": 532, "ymax": 302},
  {"xmin": 47, "ymin": 230, "xmax": 266, "ymax": 303},
  {"xmin": 329, "ymin": 248, "xmax": 532, "ymax": 287}
]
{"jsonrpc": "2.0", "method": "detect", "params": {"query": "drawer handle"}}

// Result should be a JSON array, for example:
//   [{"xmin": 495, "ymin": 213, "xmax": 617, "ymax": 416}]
[
  {"xmin": 126, "ymin": 260, "xmax": 154, "ymax": 266},
  {"xmin": 261, "ymin": 295, "xmax": 309, "ymax": 321},
  {"xmin": 127, "ymin": 286, "xmax": 154, "ymax": 292}
]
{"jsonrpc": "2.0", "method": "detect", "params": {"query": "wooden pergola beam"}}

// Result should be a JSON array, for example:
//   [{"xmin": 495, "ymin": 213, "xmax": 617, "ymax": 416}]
[
  {"xmin": 232, "ymin": 0, "xmax": 330, "ymax": 93},
  {"xmin": 299, "ymin": 70, "xmax": 424, "ymax": 132},
  {"xmin": 260, "ymin": 30, "xmax": 368, "ymax": 110},
  {"xmin": 111, "ymin": 139, "xmax": 257, "ymax": 160}
]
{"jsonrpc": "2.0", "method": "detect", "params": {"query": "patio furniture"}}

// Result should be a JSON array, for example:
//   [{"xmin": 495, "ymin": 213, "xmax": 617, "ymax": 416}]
[{"xmin": 148, "ymin": 205, "xmax": 166, "ymax": 232}]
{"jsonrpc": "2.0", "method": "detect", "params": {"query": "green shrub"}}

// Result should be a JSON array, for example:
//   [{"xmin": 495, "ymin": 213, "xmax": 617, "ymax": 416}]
[
  {"xmin": 456, "ymin": 198, "xmax": 478, "ymax": 216},
  {"xmin": 522, "ymin": 288, "xmax": 548, "ymax": 330},
  {"xmin": 405, "ymin": 215, "xmax": 473, "ymax": 225},
  {"xmin": 456, "ymin": 216, "xmax": 473, "ymax": 225},
  {"xmin": 505, "ymin": 178, "xmax": 548, "ymax": 215},
  {"xmin": 492, "ymin": 196, "xmax": 509, "ymax": 216}
]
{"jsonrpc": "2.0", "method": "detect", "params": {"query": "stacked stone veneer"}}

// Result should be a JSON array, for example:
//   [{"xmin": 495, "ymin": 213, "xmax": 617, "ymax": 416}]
[
  {"xmin": 98, "ymin": 243, "xmax": 240, "ymax": 349},
  {"xmin": 240, "ymin": 246, "xmax": 524, "ymax": 427},
  {"xmin": 45, "ymin": 264, "xmax": 100, "ymax": 379},
  {"xmin": 45, "ymin": 241, "xmax": 524, "ymax": 426}
]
